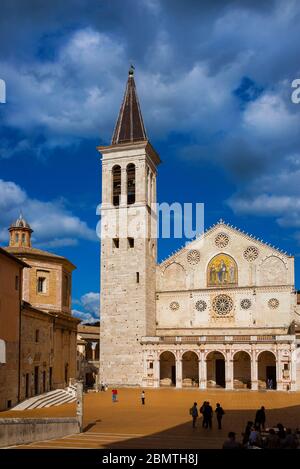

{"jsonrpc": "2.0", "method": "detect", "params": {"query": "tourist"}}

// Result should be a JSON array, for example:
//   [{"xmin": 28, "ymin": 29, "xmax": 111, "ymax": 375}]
[
  {"xmin": 281, "ymin": 428, "xmax": 298, "ymax": 449},
  {"xmin": 112, "ymin": 388, "xmax": 118, "ymax": 402},
  {"xmin": 215, "ymin": 402, "xmax": 225, "ymax": 429},
  {"xmin": 276, "ymin": 423, "xmax": 286, "ymax": 442},
  {"xmin": 254, "ymin": 406, "xmax": 266, "ymax": 431},
  {"xmin": 200, "ymin": 401, "xmax": 207, "ymax": 428},
  {"xmin": 141, "ymin": 390, "xmax": 145, "ymax": 405},
  {"xmin": 248, "ymin": 424, "xmax": 263, "ymax": 448},
  {"xmin": 242, "ymin": 421, "xmax": 253, "ymax": 446},
  {"xmin": 190, "ymin": 402, "xmax": 198, "ymax": 428},
  {"xmin": 267, "ymin": 378, "xmax": 273, "ymax": 389},
  {"xmin": 222, "ymin": 432, "xmax": 241, "ymax": 449},
  {"xmin": 264, "ymin": 429, "xmax": 280, "ymax": 449},
  {"xmin": 203, "ymin": 401, "xmax": 213, "ymax": 429}
]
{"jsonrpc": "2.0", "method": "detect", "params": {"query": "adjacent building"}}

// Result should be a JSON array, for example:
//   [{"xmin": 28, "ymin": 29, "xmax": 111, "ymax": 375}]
[
  {"xmin": 0, "ymin": 215, "xmax": 80, "ymax": 410},
  {"xmin": 0, "ymin": 248, "xmax": 28, "ymax": 410}
]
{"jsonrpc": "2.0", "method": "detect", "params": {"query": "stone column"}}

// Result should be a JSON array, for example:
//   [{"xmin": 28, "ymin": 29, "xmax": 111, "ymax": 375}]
[
  {"xmin": 199, "ymin": 351, "xmax": 207, "ymax": 389},
  {"xmin": 225, "ymin": 351, "xmax": 234, "ymax": 390},
  {"xmin": 251, "ymin": 349, "xmax": 258, "ymax": 390},
  {"xmin": 91, "ymin": 342, "xmax": 97, "ymax": 361},
  {"xmin": 120, "ymin": 167, "xmax": 127, "ymax": 205},
  {"xmin": 276, "ymin": 349, "xmax": 282, "ymax": 391},
  {"xmin": 154, "ymin": 355, "xmax": 160, "ymax": 388},
  {"xmin": 290, "ymin": 346, "xmax": 297, "ymax": 391},
  {"xmin": 176, "ymin": 356, "xmax": 182, "ymax": 388}
]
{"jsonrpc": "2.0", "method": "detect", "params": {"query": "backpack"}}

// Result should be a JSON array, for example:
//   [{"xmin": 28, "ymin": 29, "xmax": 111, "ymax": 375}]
[{"xmin": 189, "ymin": 407, "xmax": 193, "ymax": 415}]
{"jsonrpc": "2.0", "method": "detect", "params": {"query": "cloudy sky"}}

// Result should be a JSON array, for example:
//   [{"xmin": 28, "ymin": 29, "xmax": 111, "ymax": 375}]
[{"xmin": 1, "ymin": 0, "xmax": 300, "ymax": 321}]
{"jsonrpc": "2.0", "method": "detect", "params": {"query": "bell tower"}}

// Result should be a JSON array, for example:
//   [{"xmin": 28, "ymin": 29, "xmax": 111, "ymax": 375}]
[
  {"xmin": 9, "ymin": 213, "xmax": 33, "ymax": 248},
  {"xmin": 98, "ymin": 67, "xmax": 160, "ymax": 385}
]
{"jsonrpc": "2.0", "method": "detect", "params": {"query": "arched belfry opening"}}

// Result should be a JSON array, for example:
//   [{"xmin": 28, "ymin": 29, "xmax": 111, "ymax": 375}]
[
  {"xmin": 112, "ymin": 165, "xmax": 121, "ymax": 206},
  {"xmin": 127, "ymin": 163, "xmax": 136, "ymax": 205}
]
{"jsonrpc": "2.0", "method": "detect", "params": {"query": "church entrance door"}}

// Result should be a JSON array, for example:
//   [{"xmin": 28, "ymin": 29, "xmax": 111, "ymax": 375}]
[{"xmin": 216, "ymin": 359, "xmax": 225, "ymax": 387}]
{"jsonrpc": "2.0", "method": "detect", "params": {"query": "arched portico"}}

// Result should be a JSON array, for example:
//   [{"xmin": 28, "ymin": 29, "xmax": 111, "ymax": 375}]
[
  {"xmin": 233, "ymin": 351, "xmax": 251, "ymax": 389},
  {"xmin": 206, "ymin": 351, "xmax": 226, "ymax": 388},
  {"xmin": 182, "ymin": 351, "xmax": 199, "ymax": 387},
  {"xmin": 258, "ymin": 351, "xmax": 277, "ymax": 389},
  {"xmin": 159, "ymin": 351, "xmax": 176, "ymax": 386}
]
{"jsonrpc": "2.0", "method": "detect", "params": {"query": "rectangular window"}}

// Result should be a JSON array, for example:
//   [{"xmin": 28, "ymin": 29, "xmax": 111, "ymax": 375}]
[
  {"xmin": 15, "ymin": 275, "xmax": 19, "ymax": 291},
  {"xmin": 22, "ymin": 233, "xmax": 26, "ymax": 245},
  {"xmin": 128, "ymin": 237, "xmax": 134, "ymax": 248},
  {"xmin": 149, "ymin": 362, "xmax": 153, "ymax": 369},
  {"xmin": 136, "ymin": 272, "xmax": 139, "ymax": 283},
  {"xmin": 113, "ymin": 238, "xmax": 119, "ymax": 249},
  {"xmin": 7, "ymin": 400, "xmax": 12, "ymax": 409},
  {"xmin": 37, "ymin": 277, "xmax": 46, "ymax": 293},
  {"xmin": 284, "ymin": 363, "xmax": 289, "ymax": 370},
  {"xmin": 35, "ymin": 329, "xmax": 39, "ymax": 343}
]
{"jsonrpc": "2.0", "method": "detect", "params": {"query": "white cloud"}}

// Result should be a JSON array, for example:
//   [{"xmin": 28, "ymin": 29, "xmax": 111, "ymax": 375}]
[
  {"xmin": 0, "ymin": 179, "xmax": 96, "ymax": 246},
  {"xmin": 72, "ymin": 291, "xmax": 100, "ymax": 322},
  {"xmin": 243, "ymin": 92, "xmax": 299, "ymax": 138}
]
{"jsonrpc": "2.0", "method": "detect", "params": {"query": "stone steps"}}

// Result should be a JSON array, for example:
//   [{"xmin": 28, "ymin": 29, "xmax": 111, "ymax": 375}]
[{"xmin": 12, "ymin": 387, "xmax": 76, "ymax": 410}]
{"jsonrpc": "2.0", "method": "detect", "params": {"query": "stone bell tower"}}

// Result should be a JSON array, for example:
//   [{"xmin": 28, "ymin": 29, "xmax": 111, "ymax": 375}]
[{"xmin": 98, "ymin": 67, "xmax": 160, "ymax": 386}]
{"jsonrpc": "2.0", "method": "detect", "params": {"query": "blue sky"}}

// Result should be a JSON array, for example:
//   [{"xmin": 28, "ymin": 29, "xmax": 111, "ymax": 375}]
[{"xmin": 1, "ymin": 0, "xmax": 300, "ymax": 322}]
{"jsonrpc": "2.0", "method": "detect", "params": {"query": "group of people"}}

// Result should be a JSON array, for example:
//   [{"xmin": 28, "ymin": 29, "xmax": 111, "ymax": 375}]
[
  {"xmin": 109, "ymin": 388, "xmax": 146, "ymax": 405},
  {"xmin": 190, "ymin": 401, "xmax": 225, "ymax": 429},
  {"xmin": 222, "ymin": 406, "xmax": 299, "ymax": 449}
]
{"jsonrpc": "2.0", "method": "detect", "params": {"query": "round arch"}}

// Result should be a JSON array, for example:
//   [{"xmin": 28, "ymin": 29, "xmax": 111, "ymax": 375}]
[
  {"xmin": 206, "ymin": 351, "xmax": 225, "ymax": 388},
  {"xmin": 233, "ymin": 351, "xmax": 251, "ymax": 389},
  {"xmin": 257, "ymin": 351, "xmax": 277, "ymax": 390},
  {"xmin": 207, "ymin": 253, "xmax": 238, "ymax": 287},
  {"xmin": 112, "ymin": 165, "xmax": 121, "ymax": 206},
  {"xmin": 159, "ymin": 351, "xmax": 176, "ymax": 387},
  {"xmin": 182, "ymin": 351, "xmax": 199, "ymax": 387}
]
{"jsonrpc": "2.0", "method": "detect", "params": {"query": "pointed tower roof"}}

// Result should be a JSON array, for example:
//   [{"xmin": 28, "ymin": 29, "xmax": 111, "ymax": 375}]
[{"xmin": 111, "ymin": 66, "xmax": 147, "ymax": 145}]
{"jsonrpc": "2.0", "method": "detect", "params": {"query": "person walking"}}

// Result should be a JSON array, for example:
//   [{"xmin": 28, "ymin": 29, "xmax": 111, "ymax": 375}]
[
  {"xmin": 215, "ymin": 403, "xmax": 225, "ymax": 429},
  {"xmin": 254, "ymin": 406, "xmax": 266, "ymax": 431},
  {"xmin": 112, "ymin": 388, "xmax": 118, "ymax": 402},
  {"xmin": 200, "ymin": 401, "xmax": 207, "ymax": 428},
  {"xmin": 141, "ymin": 390, "xmax": 145, "ymax": 405},
  {"xmin": 190, "ymin": 402, "xmax": 199, "ymax": 428},
  {"xmin": 203, "ymin": 401, "xmax": 213, "ymax": 429}
]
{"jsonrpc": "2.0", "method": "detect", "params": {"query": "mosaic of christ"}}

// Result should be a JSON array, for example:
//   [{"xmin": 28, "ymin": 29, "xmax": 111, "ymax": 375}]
[{"xmin": 207, "ymin": 254, "xmax": 238, "ymax": 287}]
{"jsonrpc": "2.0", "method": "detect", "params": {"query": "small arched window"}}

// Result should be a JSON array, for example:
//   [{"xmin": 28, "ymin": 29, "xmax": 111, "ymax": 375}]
[
  {"xmin": 127, "ymin": 163, "xmax": 136, "ymax": 205},
  {"xmin": 112, "ymin": 165, "xmax": 121, "ymax": 206}
]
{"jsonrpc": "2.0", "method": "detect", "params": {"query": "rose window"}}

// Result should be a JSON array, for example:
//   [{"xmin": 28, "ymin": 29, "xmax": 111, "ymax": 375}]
[
  {"xmin": 170, "ymin": 301, "xmax": 180, "ymax": 311},
  {"xmin": 268, "ymin": 298, "xmax": 279, "ymax": 309},
  {"xmin": 187, "ymin": 249, "xmax": 200, "ymax": 265},
  {"xmin": 240, "ymin": 298, "xmax": 251, "ymax": 310},
  {"xmin": 213, "ymin": 294, "xmax": 233, "ymax": 315},
  {"xmin": 244, "ymin": 246, "xmax": 259, "ymax": 262},
  {"xmin": 215, "ymin": 233, "xmax": 229, "ymax": 248},
  {"xmin": 195, "ymin": 300, "xmax": 207, "ymax": 312}
]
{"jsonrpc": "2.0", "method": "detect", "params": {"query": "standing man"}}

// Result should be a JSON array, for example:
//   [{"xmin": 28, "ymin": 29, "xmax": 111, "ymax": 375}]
[
  {"xmin": 141, "ymin": 390, "xmax": 145, "ymax": 405},
  {"xmin": 254, "ymin": 406, "xmax": 266, "ymax": 431},
  {"xmin": 215, "ymin": 403, "xmax": 225, "ymax": 429},
  {"xmin": 190, "ymin": 402, "xmax": 198, "ymax": 428}
]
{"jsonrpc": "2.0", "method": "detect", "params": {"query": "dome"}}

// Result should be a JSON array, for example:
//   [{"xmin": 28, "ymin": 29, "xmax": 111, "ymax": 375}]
[{"xmin": 10, "ymin": 213, "xmax": 32, "ymax": 230}]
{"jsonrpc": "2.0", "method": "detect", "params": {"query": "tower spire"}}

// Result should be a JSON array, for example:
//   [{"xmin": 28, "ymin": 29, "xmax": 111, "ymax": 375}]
[{"xmin": 111, "ymin": 67, "xmax": 147, "ymax": 145}]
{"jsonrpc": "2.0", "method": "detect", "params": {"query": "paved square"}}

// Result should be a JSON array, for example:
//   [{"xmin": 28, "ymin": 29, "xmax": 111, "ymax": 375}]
[{"xmin": 2, "ymin": 389, "xmax": 300, "ymax": 449}]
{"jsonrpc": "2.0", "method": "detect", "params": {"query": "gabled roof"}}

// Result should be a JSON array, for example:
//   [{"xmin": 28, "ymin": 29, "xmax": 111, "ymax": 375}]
[
  {"xmin": 111, "ymin": 67, "xmax": 147, "ymax": 145},
  {"xmin": 159, "ymin": 218, "xmax": 292, "ymax": 267}
]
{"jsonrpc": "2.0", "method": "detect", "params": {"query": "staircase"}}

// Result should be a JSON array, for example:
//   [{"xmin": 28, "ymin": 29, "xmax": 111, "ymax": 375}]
[{"xmin": 12, "ymin": 384, "xmax": 77, "ymax": 410}]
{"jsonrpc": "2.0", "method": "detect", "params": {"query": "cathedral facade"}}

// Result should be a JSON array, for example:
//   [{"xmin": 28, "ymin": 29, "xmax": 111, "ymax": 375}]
[{"xmin": 99, "ymin": 70, "xmax": 300, "ymax": 391}]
